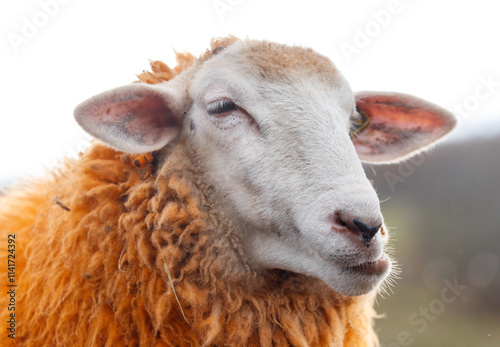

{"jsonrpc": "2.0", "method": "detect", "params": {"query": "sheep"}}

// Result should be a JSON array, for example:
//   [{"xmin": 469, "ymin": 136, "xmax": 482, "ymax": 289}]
[{"xmin": 0, "ymin": 36, "xmax": 456, "ymax": 346}]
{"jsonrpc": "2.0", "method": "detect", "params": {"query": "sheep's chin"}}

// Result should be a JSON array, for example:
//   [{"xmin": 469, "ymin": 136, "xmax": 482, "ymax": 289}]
[{"xmin": 325, "ymin": 254, "xmax": 392, "ymax": 297}]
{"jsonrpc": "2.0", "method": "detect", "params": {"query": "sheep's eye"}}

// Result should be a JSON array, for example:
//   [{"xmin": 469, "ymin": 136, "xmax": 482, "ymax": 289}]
[
  {"xmin": 208, "ymin": 99, "xmax": 237, "ymax": 116},
  {"xmin": 349, "ymin": 110, "xmax": 370, "ymax": 137}
]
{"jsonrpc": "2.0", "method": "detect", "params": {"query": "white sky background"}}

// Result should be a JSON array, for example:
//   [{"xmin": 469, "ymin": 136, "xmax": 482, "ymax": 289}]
[{"xmin": 1, "ymin": 0, "xmax": 499, "ymax": 184}]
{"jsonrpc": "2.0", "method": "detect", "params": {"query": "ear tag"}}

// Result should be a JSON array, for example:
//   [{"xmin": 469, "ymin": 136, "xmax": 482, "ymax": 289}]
[{"xmin": 350, "ymin": 109, "xmax": 371, "ymax": 138}]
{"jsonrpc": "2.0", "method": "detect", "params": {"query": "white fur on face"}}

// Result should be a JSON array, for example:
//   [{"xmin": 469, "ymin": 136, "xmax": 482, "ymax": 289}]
[{"xmin": 187, "ymin": 42, "xmax": 390, "ymax": 296}]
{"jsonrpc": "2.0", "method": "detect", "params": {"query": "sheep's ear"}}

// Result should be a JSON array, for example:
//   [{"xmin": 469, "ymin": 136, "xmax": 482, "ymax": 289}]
[
  {"xmin": 351, "ymin": 91, "xmax": 457, "ymax": 164},
  {"xmin": 74, "ymin": 82, "xmax": 188, "ymax": 153}
]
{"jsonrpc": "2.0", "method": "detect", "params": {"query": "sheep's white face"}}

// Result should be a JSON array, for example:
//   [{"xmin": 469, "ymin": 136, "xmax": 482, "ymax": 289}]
[
  {"xmin": 188, "ymin": 42, "xmax": 388, "ymax": 296},
  {"xmin": 74, "ymin": 39, "xmax": 456, "ymax": 296}
]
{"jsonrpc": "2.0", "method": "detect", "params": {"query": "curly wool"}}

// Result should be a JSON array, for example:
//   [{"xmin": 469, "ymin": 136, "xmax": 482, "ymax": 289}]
[{"xmin": 0, "ymin": 50, "xmax": 378, "ymax": 347}]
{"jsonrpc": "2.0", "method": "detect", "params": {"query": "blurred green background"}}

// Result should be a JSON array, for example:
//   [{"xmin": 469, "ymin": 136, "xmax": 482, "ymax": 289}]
[{"xmin": 367, "ymin": 135, "xmax": 500, "ymax": 346}]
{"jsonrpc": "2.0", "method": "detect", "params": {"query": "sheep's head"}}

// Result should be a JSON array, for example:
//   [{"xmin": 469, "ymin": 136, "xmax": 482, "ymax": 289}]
[{"xmin": 75, "ymin": 38, "xmax": 456, "ymax": 297}]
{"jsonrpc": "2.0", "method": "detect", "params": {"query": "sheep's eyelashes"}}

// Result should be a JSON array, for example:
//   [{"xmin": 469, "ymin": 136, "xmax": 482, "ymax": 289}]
[{"xmin": 207, "ymin": 99, "xmax": 238, "ymax": 117}]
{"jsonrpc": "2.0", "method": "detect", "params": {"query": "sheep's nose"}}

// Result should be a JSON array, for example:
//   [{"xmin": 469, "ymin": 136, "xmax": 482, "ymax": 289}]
[
  {"xmin": 331, "ymin": 212, "xmax": 382, "ymax": 247},
  {"xmin": 353, "ymin": 218, "xmax": 382, "ymax": 244}
]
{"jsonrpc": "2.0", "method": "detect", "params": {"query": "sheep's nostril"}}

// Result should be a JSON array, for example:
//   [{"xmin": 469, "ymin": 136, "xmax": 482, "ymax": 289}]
[
  {"xmin": 353, "ymin": 218, "xmax": 382, "ymax": 244},
  {"xmin": 330, "ymin": 211, "xmax": 382, "ymax": 247},
  {"xmin": 331, "ymin": 212, "xmax": 349, "ymax": 230}
]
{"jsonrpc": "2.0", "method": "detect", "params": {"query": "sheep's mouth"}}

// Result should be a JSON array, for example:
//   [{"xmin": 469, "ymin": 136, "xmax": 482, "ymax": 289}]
[{"xmin": 343, "ymin": 254, "xmax": 389, "ymax": 276}]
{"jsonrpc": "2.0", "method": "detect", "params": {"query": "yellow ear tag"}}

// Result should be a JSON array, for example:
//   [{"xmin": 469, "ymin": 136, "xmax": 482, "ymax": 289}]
[{"xmin": 350, "ymin": 110, "xmax": 371, "ymax": 138}]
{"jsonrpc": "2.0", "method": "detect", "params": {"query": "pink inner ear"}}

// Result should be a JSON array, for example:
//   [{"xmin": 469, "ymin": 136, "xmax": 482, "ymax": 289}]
[
  {"xmin": 356, "ymin": 94, "xmax": 449, "ymax": 132},
  {"xmin": 98, "ymin": 95, "xmax": 179, "ymax": 145},
  {"xmin": 353, "ymin": 92, "xmax": 456, "ymax": 163},
  {"xmin": 75, "ymin": 83, "xmax": 186, "ymax": 153}
]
